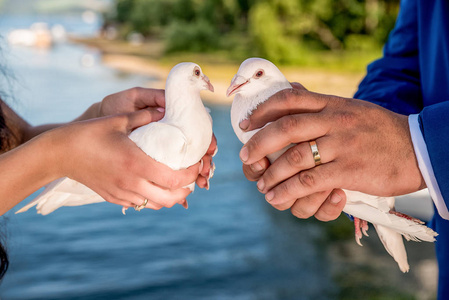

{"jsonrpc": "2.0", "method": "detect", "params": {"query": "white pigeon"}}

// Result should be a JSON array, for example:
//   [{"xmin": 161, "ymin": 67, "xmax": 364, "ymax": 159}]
[
  {"xmin": 227, "ymin": 57, "xmax": 438, "ymax": 273},
  {"xmin": 17, "ymin": 62, "xmax": 214, "ymax": 215}
]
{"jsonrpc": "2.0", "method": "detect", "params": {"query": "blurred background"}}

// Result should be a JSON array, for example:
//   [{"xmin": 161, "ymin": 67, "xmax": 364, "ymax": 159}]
[{"xmin": 0, "ymin": 0, "xmax": 438, "ymax": 299}]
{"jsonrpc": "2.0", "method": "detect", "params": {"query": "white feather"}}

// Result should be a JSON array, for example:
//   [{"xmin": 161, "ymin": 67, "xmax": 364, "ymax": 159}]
[
  {"xmin": 17, "ymin": 62, "xmax": 214, "ymax": 215},
  {"xmin": 228, "ymin": 57, "xmax": 437, "ymax": 272}
]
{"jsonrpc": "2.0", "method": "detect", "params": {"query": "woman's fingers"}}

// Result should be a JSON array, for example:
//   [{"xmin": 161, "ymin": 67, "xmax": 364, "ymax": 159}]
[
  {"xmin": 139, "ymin": 160, "xmax": 200, "ymax": 190},
  {"xmin": 131, "ymin": 87, "xmax": 166, "ymax": 109},
  {"xmin": 126, "ymin": 109, "xmax": 164, "ymax": 131},
  {"xmin": 207, "ymin": 134, "xmax": 218, "ymax": 156},
  {"xmin": 138, "ymin": 182, "xmax": 192, "ymax": 208}
]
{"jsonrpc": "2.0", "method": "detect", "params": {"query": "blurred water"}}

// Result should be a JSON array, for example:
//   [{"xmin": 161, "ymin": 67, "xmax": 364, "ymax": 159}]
[{"xmin": 0, "ymin": 15, "xmax": 336, "ymax": 300}]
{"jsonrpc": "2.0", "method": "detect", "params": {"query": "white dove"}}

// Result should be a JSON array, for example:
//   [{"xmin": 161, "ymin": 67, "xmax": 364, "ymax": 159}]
[
  {"xmin": 17, "ymin": 62, "xmax": 214, "ymax": 215},
  {"xmin": 227, "ymin": 57, "xmax": 437, "ymax": 273}
]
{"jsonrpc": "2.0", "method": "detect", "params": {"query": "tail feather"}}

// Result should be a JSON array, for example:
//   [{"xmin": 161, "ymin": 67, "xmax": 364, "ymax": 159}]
[
  {"xmin": 345, "ymin": 202, "xmax": 438, "ymax": 242},
  {"xmin": 16, "ymin": 178, "xmax": 104, "ymax": 215},
  {"xmin": 374, "ymin": 224, "xmax": 410, "ymax": 273}
]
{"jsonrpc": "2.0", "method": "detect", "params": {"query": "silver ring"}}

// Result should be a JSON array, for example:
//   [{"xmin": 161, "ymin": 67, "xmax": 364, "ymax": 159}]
[
  {"xmin": 134, "ymin": 198, "xmax": 148, "ymax": 211},
  {"xmin": 309, "ymin": 141, "xmax": 321, "ymax": 166}
]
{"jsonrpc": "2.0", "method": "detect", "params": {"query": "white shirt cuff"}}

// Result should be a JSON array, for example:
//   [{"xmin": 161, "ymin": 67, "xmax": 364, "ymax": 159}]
[{"xmin": 409, "ymin": 114, "xmax": 449, "ymax": 220}]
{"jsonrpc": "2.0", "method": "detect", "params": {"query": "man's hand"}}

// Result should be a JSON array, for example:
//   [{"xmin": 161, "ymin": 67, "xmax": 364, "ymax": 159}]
[{"xmin": 239, "ymin": 85, "xmax": 425, "ymax": 220}]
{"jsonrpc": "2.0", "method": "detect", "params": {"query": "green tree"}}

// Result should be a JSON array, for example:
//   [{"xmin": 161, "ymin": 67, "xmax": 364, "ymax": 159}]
[{"xmin": 106, "ymin": 0, "xmax": 400, "ymax": 63}]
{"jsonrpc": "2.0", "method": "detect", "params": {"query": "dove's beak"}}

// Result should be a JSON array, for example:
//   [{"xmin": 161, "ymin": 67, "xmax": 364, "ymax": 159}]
[
  {"xmin": 202, "ymin": 75, "xmax": 214, "ymax": 92},
  {"xmin": 226, "ymin": 75, "xmax": 248, "ymax": 97}
]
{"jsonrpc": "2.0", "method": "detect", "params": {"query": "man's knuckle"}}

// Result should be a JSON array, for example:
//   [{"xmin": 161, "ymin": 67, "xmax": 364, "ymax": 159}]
[
  {"xmin": 291, "ymin": 205, "xmax": 310, "ymax": 219},
  {"xmin": 273, "ymin": 89, "xmax": 289, "ymax": 104},
  {"xmin": 247, "ymin": 134, "xmax": 262, "ymax": 153},
  {"xmin": 278, "ymin": 116, "xmax": 297, "ymax": 134},
  {"xmin": 263, "ymin": 168, "xmax": 275, "ymax": 182},
  {"xmin": 286, "ymin": 146, "xmax": 305, "ymax": 167},
  {"xmin": 298, "ymin": 171, "xmax": 316, "ymax": 189},
  {"xmin": 279, "ymin": 182, "xmax": 292, "ymax": 197},
  {"xmin": 336, "ymin": 110, "xmax": 357, "ymax": 127}
]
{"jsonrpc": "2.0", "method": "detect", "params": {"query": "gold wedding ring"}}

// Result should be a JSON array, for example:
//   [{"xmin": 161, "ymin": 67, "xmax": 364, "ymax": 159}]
[
  {"xmin": 309, "ymin": 141, "xmax": 322, "ymax": 166},
  {"xmin": 135, "ymin": 198, "xmax": 148, "ymax": 211}
]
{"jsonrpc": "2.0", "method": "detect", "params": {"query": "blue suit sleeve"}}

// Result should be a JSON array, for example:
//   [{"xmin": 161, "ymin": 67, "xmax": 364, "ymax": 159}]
[
  {"xmin": 419, "ymin": 103, "xmax": 449, "ymax": 204},
  {"xmin": 355, "ymin": 0, "xmax": 449, "ymax": 214},
  {"xmin": 354, "ymin": 0, "xmax": 423, "ymax": 114}
]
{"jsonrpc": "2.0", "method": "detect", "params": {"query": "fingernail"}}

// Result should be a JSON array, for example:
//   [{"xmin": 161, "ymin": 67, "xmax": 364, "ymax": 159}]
[
  {"xmin": 239, "ymin": 119, "xmax": 250, "ymax": 130},
  {"xmin": 240, "ymin": 147, "xmax": 248, "ymax": 162},
  {"xmin": 330, "ymin": 192, "xmax": 342, "ymax": 204},
  {"xmin": 257, "ymin": 178, "xmax": 265, "ymax": 191},
  {"xmin": 251, "ymin": 162, "xmax": 264, "ymax": 172},
  {"xmin": 209, "ymin": 162, "xmax": 215, "ymax": 179},
  {"xmin": 156, "ymin": 107, "xmax": 165, "ymax": 113},
  {"xmin": 181, "ymin": 200, "xmax": 189, "ymax": 209},
  {"xmin": 199, "ymin": 159, "xmax": 204, "ymax": 173},
  {"xmin": 266, "ymin": 191, "xmax": 274, "ymax": 202}
]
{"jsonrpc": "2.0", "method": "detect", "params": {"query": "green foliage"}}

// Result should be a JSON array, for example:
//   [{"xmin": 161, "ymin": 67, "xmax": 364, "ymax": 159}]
[
  {"xmin": 165, "ymin": 19, "xmax": 220, "ymax": 53},
  {"xmin": 248, "ymin": 2, "xmax": 299, "ymax": 64},
  {"xmin": 106, "ymin": 0, "xmax": 400, "ymax": 65}
]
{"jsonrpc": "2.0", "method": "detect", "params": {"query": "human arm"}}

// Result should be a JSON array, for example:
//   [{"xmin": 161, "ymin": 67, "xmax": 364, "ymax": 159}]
[
  {"xmin": 1, "ymin": 87, "xmax": 166, "ymax": 143},
  {"xmin": 0, "ymin": 108, "xmax": 203, "ymax": 215},
  {"xmin": 0, "ymin": 87, "xmax": 216, "ymax": 215},
  {"xmin": 354, "ymin": 0, "xmax": 449, "ymax": 219}
]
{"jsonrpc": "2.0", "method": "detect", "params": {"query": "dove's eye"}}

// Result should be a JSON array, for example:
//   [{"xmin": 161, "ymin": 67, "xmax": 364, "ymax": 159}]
[
  {"xmin": 194, "ymin": 69, "xmax": 201, "ymax": 77},
  {"xmin": 254, "ymin": 70, "xmax": 264, "ymax": 78}
]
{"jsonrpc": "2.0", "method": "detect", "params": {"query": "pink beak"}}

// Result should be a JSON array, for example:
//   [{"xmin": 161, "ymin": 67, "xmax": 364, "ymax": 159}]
[
  {"xmin": 202, "ymin": 75, "xmax": 214, "ymax": 92},
  {"xmin": 226, "ymin": 75, "xmax": 248, "ymax": 97}
]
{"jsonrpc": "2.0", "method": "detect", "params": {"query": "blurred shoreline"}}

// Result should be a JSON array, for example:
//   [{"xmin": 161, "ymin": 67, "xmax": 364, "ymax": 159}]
[{"xmin": 71, "ymin": 36, "xmax": 367, "ymax": 105}]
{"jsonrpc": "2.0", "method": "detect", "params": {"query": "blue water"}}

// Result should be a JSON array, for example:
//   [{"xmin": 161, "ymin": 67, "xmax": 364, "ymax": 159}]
[{"xmin": 0, "ymin": 14, "xmax": 336, "ymax": 300}]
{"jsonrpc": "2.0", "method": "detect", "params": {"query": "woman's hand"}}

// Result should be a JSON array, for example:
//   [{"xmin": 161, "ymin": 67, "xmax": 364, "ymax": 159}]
[
  {"xmin": 0, "ymin": 88, "xmax": 216, "ymax": 214},
  {"xmin": 98, "ymin": 87, "xmax": 165, "ymax": 117},
  {"xmin": 51, "ymin": 108, "xmax": 204, "ymax": 210},
  {"xmin": 69, "ymin": 87, "xmax": 216, "ymax": 209}
]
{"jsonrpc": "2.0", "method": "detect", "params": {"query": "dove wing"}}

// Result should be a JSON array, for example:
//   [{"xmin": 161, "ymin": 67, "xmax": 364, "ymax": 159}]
[{"xmin": 129, "ymin": 122, "xmax": 188, "ymax": 170}]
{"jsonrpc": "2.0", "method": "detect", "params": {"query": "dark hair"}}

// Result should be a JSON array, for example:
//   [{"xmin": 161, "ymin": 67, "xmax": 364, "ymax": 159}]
[
  {"xmin": 0, "ymin": 37, "xmax": 10, "ymax": 280},
  {"xmin": 0, "ymin": 230, "xmax": 7, "ymax": 281},
  {"xmin": 0, "ymin": 105, "xmax": 9, "ymax": 280},
  {"xmin": 0, "ymin": 107, "xmax": 9, "ymax": 280},
  {"xmin": 0, "ymin": 104, "xmax": 12, "ymax": 151}
]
